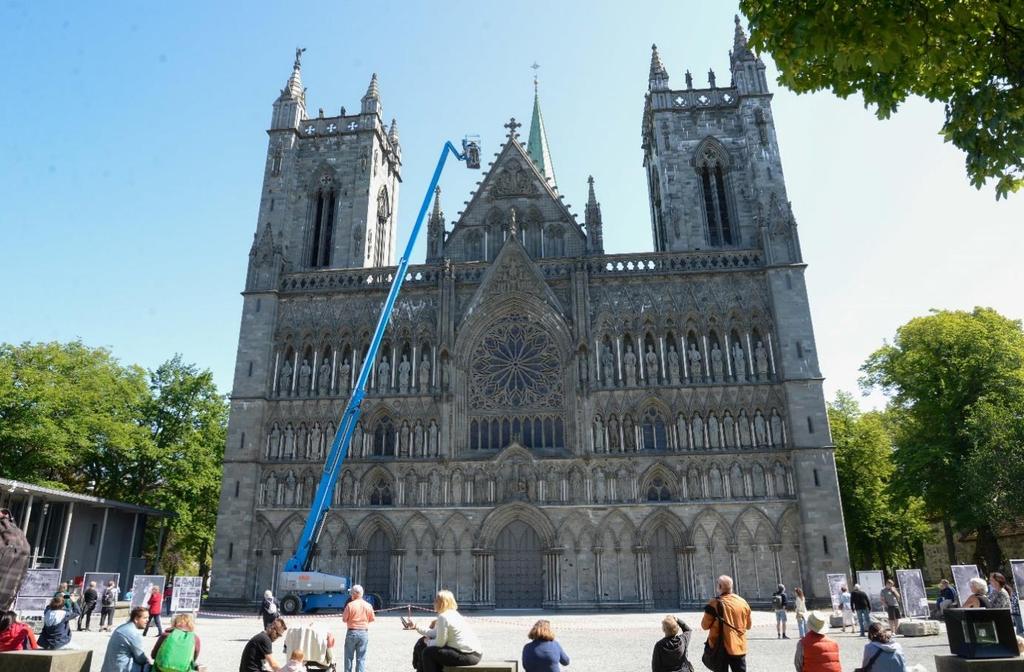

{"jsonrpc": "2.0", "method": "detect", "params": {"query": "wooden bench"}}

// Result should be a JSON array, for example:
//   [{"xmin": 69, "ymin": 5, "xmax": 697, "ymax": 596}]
[
  {"xmin": 0, "ymin": 649, "xmax": 92, "ymax": 672},
  {"xmin": 443, "ymin": 662, "xmax": 519, "ymax": 672}
]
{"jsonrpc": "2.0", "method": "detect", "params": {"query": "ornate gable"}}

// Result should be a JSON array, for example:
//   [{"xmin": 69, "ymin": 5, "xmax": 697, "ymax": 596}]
[{"xmin": 461, "ymin": 232, "xmax": 565, "ymax": 320}]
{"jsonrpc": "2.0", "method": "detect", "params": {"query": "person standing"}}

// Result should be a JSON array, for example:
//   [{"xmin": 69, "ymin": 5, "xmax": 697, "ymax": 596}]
[
  {"xmin": 240, "ymin": 618, "xmax": 287, "ymax": 672},
  {"xmin": 99, "ymin": 580, "xmax": 119, "ymax": 632},
  {"xmin": 78, "ymin": 581, "xmax": 99, "ymax": 631},
  {"xmin": 39, "ymin": 595, "xmax": 81, "ymax": 650},
  {"xmin": 651, "ymin": 615, "xmax": 692, "ymax": 672},
  {"xmin": 989, "ymin": 572, "xmax": 1012, "ymax": 609},
  {"xmin": 260, "ymin": 590, "xmax": 279, "ymax": 629},
  {"xmin": 522, "ymin": 619, "xmax": 570, "ymax": 672},
  {"xmin": 100, "ymin": 607, "xmax": 152, "ymax": 672},
  {"xmin": 793, "ymin": 611, "xmax": 841, "ymax": 672},
  {"xmin": 700, "ymin": 575, "xmax": 753, "ymax": 672},
  {"xmin": 794, "ymin": 588, "xmax": 809, "ymax": 639},
  {"xmin": 880, "ymin": 580, "xmax": 903, "ymax": 634},
  {"xmin": 143, "ymin": 585, "xmax": 164, "ymax": 636},
  {"xmin": 838, "ymin": 586, "xmax": 853, "ymax": 633},
  {"xmin": 850, "ymin": 584, "xmax": 872, "ymax": 637},
  {"xmin": 407, "ymin": 590, "xmax": 483, "ymax": 672},
  {"xmin": 342, "ymin": 584, "xmax": 375, "ymax": 672},
  {"xmin": 772, "ymin": 584, "xmax": 790, "ymax": 639}
]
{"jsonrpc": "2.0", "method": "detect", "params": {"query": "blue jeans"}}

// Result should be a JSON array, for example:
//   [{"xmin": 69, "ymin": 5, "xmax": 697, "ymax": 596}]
[
  {"xmin": 857, "ymin": 609, "xmax": 871, "ymax": 636},
  {"xmin": 345, "ymin": 629, "xmax": 369, "ymax": 672},
  {"xmin": 797, "ymin": 615, "xmax": 807, "ymax": 638}
]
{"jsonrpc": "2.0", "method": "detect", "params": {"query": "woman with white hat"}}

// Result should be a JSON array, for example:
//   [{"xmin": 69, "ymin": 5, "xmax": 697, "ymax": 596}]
[{"xmin": 793, "ymin": 611, "xmax": 840, "ymax": 672}]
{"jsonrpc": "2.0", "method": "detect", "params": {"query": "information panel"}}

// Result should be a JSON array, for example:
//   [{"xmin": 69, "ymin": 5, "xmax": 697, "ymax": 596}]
[
  {"xmin": 857, "ymin": 570, "xmax": 886, "ymax": 612},
  {"xmin": 951, "ymin": 564, "xmax": 981, "ymax": 609},
  {"xmin": 129, "ymin": 575, "xmax": 166, "ymax": 609},
  {"xmin": 14, "ymin": 568, "xmax": 62, "ymax": 618},
  {"xmin": 170, "ymin": 576, "xmax": 202, "ymax": 612},
  {"xmin": 895, "ymin": 568, "xmax": 929, "ymax": 618},
  {"xmin": 826, "ymin": 573, "xmax": 848, "ymax": 611}
]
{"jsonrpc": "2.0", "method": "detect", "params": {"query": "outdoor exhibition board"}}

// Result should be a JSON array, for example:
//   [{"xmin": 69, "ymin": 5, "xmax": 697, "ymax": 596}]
[
  {"xmin": 1011, "ymin": 560, "xmax": 1024, "ymax": 601},
  {"xmin": 170, "ymin": 576, "xmax": 202, "ymax": 612},
  {"xmin": 857, "ymin": 569, "xmax": 886, "ymax": 612},
  {"xmin": 14, "ymin": 568, "xmax": 61, "ymax": 617},
  {"xmin": 895, "ymin": 568, "xmax": 929, "ymax": 618},
  {"xmin": 951, "ymin": 564, "xmax": 981, "ymax": 607},
  {"xmin": 826, "ymin": 573, "xmax": 848, "ymax": 611},
  {"xmin": 82, "ymin": 572, "xmax": 120, "ymax": 597},
  {"xmin": 129, "ymin": 574, "xmax": 166, "ymax": 609}
]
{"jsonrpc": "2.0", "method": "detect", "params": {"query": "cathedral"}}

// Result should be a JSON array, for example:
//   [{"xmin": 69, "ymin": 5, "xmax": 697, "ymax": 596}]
[{"xmin": 210, "ymin": 18, "xmax": 851, "ymax": 610}]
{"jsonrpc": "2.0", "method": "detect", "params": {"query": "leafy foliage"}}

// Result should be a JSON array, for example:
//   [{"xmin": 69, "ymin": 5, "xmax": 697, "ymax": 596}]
[
  {"xmin": 740, "ymin": 1, "xmax": 1024, "ymax": 198},
  {"xmin": 0, "ymin": 342, "xmax": 227, "ymax": 578},
  {"xmin": 828, "ymin": 391, "xmax": 930, "ymax": 573},
  {"xmin": 860, "ymin": 307, "xmax": 1024, "ymax": 569}
]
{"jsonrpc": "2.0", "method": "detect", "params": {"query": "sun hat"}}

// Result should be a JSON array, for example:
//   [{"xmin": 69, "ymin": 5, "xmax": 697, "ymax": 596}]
[{"xmin": 807, "ymin": 611, "xmax": 829, "ymax": 635}]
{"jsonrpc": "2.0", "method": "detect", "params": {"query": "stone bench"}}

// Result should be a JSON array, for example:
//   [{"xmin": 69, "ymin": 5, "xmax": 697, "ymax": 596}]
[
  {"xmin": 935, "ymin": 654, "xmax": 1024, "ymax": 671},
  {"xmin": 899, "ymin": 620, "xmax": 941, "ymax": 636},
  {"xmin": 0, "ymin": 649, "xmax": 93, "ymax": 672},
  {"xmin": 443, "ymin": 662, "xmax": 519, "ymax": 672}
]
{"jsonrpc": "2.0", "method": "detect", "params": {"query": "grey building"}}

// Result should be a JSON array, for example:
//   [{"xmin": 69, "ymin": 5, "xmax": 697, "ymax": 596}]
[
  {"xmin": 0, "ymin": 479, "xmax": 166, "ymax": 587},
  {"xmin": 211, "ymin": 21, "xmax": 850, "ymax": 609}
]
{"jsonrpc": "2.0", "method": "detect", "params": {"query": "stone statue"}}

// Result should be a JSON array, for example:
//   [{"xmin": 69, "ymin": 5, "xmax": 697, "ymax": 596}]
[
  {"xmin": 298, "ymin": 359, "xmax": 312, "ymax": 395},
  {"xmin": 578, "ymin": 354, "xmax": 589, "ymax": 385},
  {"xmin": 685, "ymin": 69, "xmax": 693, "ymax": 89},
  {"xmin": 733, "ymin": 342, "xmax": 747, "ymax": 381},
  {"xmin": 268, "ymin": 425, "xmax": 281, "ymax": 459},
  {"xmin": 593, "ymin": 417, "xmax": 605, "ymax": 452},
  {"xmin": 336, "ymin": 359, "xmax": 349, "ymax": 394},
  {"xmin": 318, "ymin": 360, "xmax": 331, "ymax": 395},
  {"xmin": 602, "ymin": 344, "xmax": 615, "ymax": 387},
  {"xmin": 397, "ymin": 354, "xmax": 411, "ymax": 394},
  {"xmin": 284, "ymin": 425, "xmax": 295, "ymax": 459},
  {"xmin": 755, "ymin": 341, "xmax": 770, "ymax": 380},
  {"xmin": 279, "ymin": 359, "xmax": 293, "ymax": 395},
  {"xmin": 644, "ymin": 344, "xmax": 659, "ymax": 384},
  {"xmin": 754, "ymin": 412, "xmax": 768, "ymax": 445},
  {"xmin": 687, "ymin": 343, "xmax": 703, "ymax": 382},
  {"xmin": 708, "ymin": 68, "xmax": 716, "ymax": 88},
  {"xmin": 419, "ymin": 353, "xmax": 431, "ymax": 390},
  {"xmin": 266, "ymin": 471, "xmax": 278, "ymax": 505},
  {"xmin": 508, "ymin": 207, "xmax": 519, "ymax": 237},
  {"xmin": 667, "ymin": 345, "xmax": 680, "ymax": 385},
  {"xmin": 623, "ymin": 416, "xmax": 636, "ymax": 450},
  {"xmin": 286, "ymin": 470, "xmax": 297, "ymax": 506},
  {"xmin": 710, "ymin": 342, "xmax": 724, "ymax": 382},
  {"xmin": 608, "ymin": 416, "xmax": 620, "ymax": 451},
  {"xmin": 623, "ymin": 345, "xmax": 637, "ymax": 387},
  {"xmin": 376, "ymin": 356, "xmax": 390, "ymax": 393}
]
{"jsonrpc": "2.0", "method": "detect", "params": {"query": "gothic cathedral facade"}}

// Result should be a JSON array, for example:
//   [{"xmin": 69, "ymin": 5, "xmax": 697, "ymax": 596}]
[{"xmin": 211, "ymin": 22, "xmax": 851, "ymax": 609}]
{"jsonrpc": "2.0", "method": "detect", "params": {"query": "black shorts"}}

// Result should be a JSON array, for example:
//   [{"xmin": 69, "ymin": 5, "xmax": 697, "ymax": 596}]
[{"xmin": 886, "ymin": 605, "xmax": 902, "ymax": 620}]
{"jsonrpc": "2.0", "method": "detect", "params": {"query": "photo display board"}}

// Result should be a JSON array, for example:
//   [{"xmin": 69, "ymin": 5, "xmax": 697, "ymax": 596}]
[
  {"xmin": 14, "ymin": 568, "xmax": 62, "ymax": 617},
  {"xmin": 170, "ymin": 576, "xmax": 202, "ymax": 612},
  {"xmin": 1009, "ymin": 560, "xmax": 1024, "ymax": 601},
  {"xmin": 951, "ymin": 564, "xmax": 981, "ymax": 608},
  {"xmin": 83, "ymin": 572, "xmax": 120, "ymax": 598},
  {"xmin": 896, "ymin": 568, "xmax": 929, "ymax": 618},
  {"xmin": 826, "ymin": 573, "xmax": 848, "ymax": 611},
  {"xmin": 129, "ymin": 575, "xmax": 166, "ymax": 609},
  {"xmin": 857, "ymin": 570, "xmax": 886, "ymax": 612}
]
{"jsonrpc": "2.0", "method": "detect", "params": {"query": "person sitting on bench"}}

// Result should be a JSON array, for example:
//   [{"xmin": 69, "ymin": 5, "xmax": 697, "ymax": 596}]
[{"xmin": 406, "ymin": 590, "xmax": 482, "ymax": 672}]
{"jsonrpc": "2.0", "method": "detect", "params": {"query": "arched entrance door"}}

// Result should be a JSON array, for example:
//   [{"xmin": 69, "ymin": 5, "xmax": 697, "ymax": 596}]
[
  {"xmin": 364, "ymin": 529, "xmax": 392, "ymax": 606},
  {"xmin": 650, "ymin": 525, "xmax": 680, "ymax": 608},
  {"xmin": 494, "ymin": 521, "xmax": 543, "ymax": 608}
]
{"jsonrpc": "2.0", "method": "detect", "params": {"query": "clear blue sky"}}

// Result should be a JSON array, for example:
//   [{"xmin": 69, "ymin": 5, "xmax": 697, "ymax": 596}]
[{"xmin": 2, "ymin": 1, "xmax": 1022, "ymax": 408}]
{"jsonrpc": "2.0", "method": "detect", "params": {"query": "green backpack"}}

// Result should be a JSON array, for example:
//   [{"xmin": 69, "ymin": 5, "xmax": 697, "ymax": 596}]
[{"xmin": 154, "ymin": 628, "xmax": 196, "ymax": 672}]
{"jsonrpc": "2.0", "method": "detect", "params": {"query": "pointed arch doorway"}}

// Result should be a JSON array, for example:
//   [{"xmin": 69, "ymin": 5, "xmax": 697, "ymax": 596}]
[
  {"xmin": 650, "ymin": 525, "xmax": 680, "ymax": 608},
  {"xmin": 494, "ymin": 520, "xmax": 543, "ymax": 608},
  {"xmin": 364, "ymin": 529, "xmax": 392, "ymax": 606}
]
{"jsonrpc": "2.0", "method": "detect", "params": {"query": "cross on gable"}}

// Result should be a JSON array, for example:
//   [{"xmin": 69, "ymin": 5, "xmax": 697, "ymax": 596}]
[
  {"xmin": 326, "ymin": 123, "xmax": 337, "ymax": 133},
  {"xmin": 504, "ymin": 117, "xmax": 522, "ymax": 137},
  {"xmin": 305, "ymin": 125, "xmax": 316, "ymax": 135},
  {"xmin": 347, "ymin": 121, "xmax": 359, "ymax": 131}
]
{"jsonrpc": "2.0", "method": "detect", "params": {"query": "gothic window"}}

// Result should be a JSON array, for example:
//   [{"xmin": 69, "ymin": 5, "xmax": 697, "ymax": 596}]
[
  {"xmin": 648, "ymin": 163, "xmax": 667, "ymax": 252},
  {"xmin": 308, "ymin": 176, "xmax": 337, "ymax": 268},
  {"xmin": 373, "ymin": 417, "xmax": 397, "ymax": 457},
  {"xmin": 525, "ymin": 209, "xmax": 543, "ymax": 257},
  {"xmin": 641, "ymin": 408, "xmax": 668, "ymax": 450},
  {"xmin": 271, "ymin": 151, "xmax": 283, "ymax": 176},
  {"xmin": 369, "ymin": 478, "xmax": 393, "ymax": 506},
  {"xmin": 695, "ymin": 139, "xmax": 734, "ymax": 247},
  {"xmin": 469, "ymin": 314, "xmax": 563, "ymax": 410},
  {"xmin": 373, "ymin": 186, "xmax": 391, "ymax": 267},
  {"xmin": 646, "ymin": 477, "xmax": 671, "ymax": 502},
  {"xmin": 465, "ymin": 230, "xmax": 484, "ymax": 262},
  {"xmin": 547, "ymin": 226, "xmax": 565, "ymax": 257}
]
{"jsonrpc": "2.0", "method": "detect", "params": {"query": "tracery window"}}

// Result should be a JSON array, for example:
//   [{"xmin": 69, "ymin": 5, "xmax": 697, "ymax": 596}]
[
  {"xmin": 641, "ymin": 408, "xmax": 668, "ymax": 450},
  {"xmin": 309, "ymin": 176, "xmax": 337, "ymax": 268},
  {"xmin": 647, "ymin": 477, "xmax": 671, "ymax": 502},
  {"xmin": 369, "ymin": 478, "xmax": 392, "ymax": 506},
  {"xmin": 373, "ymin": 417, "xmax": 396, "ymax": 457},
  {"xmin": 695, "ymin": 140, "xmax": 734, "ymax": 247}
]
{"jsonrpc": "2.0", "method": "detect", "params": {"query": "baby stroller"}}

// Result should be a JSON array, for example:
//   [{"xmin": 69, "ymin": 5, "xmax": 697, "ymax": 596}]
[{"xmin": 283, "ymin": 622, "xmax": 337, "ymax": 671}]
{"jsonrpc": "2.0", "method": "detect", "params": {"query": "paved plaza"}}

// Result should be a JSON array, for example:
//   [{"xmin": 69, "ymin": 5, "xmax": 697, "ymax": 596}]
[{"xmin": 70, "ymin": 609, "xmax": 948, "ymax": 672}]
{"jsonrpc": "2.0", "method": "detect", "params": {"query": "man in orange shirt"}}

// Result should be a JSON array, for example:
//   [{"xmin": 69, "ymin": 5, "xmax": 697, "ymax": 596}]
[
  {"xmin": 341, "ymin": 584, "xmax": 375, "ymax": 672},
  {"xmin": 701, "ymin": 575, "xmax": 753, "ymax": 672}
]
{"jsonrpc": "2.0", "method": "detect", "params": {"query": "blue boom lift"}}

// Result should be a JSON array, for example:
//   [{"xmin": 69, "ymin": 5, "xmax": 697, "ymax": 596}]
[{"xmin": 277, "ymin": 138, "xmax": 481, "ymax": 614}]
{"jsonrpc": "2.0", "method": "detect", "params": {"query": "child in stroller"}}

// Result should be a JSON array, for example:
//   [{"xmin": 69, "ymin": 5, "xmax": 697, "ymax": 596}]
[{"xmin": 283, "ymin": 622, "xmax": 337, "ymax": 671}]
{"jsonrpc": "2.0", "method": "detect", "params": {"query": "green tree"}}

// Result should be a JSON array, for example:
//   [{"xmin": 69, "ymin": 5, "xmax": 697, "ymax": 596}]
[
  {"xmin": 0, "ymin": 341, "xmax": 151, "ymax": 488},
  {"xmin": 739, "ymin": 1, "xmax": 1024, "ymax": 198},
  {"xmin": 828, "ymin": 391, "xmax": 930, "ymax": 573},
  {"xmin": 861, "ymin": 307, "xmax": 1024, "ymax": 571}
]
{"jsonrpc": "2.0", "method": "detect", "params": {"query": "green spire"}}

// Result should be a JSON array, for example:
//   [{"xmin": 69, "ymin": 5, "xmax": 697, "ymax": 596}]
[{"xmin": 527, "ymin": 76, "xmax": 556, "ymax": 187}]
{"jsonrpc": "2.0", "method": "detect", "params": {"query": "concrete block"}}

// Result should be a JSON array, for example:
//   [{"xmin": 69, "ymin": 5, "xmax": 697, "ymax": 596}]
[
  {"xmin": 899, "ymin": 620, "xmax": 940, "ymax": 636},
  {"xmin": 934, "ymin": 654, "xmax": 1024, "ymax": 671},
  {"xmin": 0, "ymin": 649, "xmax": 92, "ymax": 672}
]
